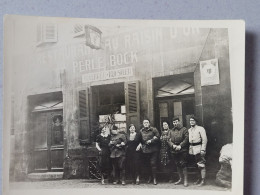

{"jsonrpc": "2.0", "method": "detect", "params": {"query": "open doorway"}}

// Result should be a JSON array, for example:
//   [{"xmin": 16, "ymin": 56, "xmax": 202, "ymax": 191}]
[
  {"xmin": 153, "ymin": 73, "xmax": 195, "ymax": 132},
  {"xmin": 90, "ymin": 82, "xmax": 127, "ymax": 135}
]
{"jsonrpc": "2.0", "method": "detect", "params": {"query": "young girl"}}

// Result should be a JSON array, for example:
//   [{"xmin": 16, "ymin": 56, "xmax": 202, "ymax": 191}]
[
  {"xmin": 96, "ymin": 126, "xmax": 111, "ymax": 184},
  {"xmin": 125, "ymin": 124, "xmax": 141, "ymax": 184}
]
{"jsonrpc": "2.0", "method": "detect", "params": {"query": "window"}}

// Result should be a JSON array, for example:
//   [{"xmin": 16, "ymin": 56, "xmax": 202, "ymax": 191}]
[
  {"xmin": 51, "ymin": 115, "xmax": 63, "ymax": 146},
  {"xmin": 78, "ymin": 90, "xmax": 91, "ymax": 144},
  {"xmin": 37, "ymin": 23, "xmax": 58, "ymax": 46}
]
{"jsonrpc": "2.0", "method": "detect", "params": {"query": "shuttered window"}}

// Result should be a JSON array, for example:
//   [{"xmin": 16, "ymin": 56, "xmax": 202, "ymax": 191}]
[
  {"xmin": 79, "ymin": 90, "xmax": 87, "ymax": 118},
  {"xmin": 78, "ymin": 89, "xmax": 91, "ymax": 144},
  {"xmin": 37, "ymin": 23, "xmax": 58, "ymax": 46},
  {"xmin": 45, "ymin": 24, "xmax": 57, "ymax": 42},
  {"xmin": 125, "ymin": 81, "xmax": 140, "ymax": 129},
  {"xmin": 128, "ymin": 83, "xmax": 138, "ymax": 113}
]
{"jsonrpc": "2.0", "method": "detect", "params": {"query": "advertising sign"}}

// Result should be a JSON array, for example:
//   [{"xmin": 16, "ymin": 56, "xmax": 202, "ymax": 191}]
[{"xmin": 200, "ymin": 58, "xmax": 220, "ymax": 86}]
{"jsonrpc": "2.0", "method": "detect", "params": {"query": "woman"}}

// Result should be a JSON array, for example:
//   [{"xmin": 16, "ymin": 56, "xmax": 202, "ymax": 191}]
[
  {"xmin": 159, "ymin": 121, "xmax": 171, "ymax": 167},
  {"xmin": 125, "ymin": 124, "xmax": 141, "ymax": 184},
  {"xmin": 96, "ymin": 126, "xmax": 111, "ymax": 184}
]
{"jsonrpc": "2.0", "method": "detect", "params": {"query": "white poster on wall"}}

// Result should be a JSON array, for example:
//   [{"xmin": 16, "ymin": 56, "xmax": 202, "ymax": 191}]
[{"xmin": 200, "ymin": 58, "xmax": 220, "ymax": 86}]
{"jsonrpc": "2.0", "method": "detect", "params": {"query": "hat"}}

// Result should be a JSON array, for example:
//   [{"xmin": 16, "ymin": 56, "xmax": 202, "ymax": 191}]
[{"xmin": 172, "ymin": 117, "xmax": 180, "ymax": 122}]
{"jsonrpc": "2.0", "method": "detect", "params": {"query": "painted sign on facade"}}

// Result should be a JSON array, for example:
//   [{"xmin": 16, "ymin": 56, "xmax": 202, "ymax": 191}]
[
  {"xmin": 34, "ymin": 26, "xmax": 209, "ymax": 85},
  {"xmin": 200, "ymin": 58, "xmax": 220, "ymax": 86},
  {"xmin": 82, "ymin": 66, "xmax": 133, "ymax": 83}
]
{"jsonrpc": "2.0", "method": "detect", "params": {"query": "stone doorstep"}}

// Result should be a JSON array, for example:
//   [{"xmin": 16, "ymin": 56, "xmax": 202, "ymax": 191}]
[{"xmin": 28, "ymin": 172, "xmax": 64, "ymax": 180}]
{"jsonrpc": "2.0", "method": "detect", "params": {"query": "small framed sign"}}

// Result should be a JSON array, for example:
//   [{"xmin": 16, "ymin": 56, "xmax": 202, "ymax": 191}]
[{"xmin": 200, "ymin": 58, "xmax": 220, "ymax": 86}]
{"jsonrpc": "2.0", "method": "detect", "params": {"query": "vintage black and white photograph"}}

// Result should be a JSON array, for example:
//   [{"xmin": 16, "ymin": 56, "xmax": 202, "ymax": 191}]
[{"xmin": 3, "ymin": 16, "xmax": 245, "ymax": 195}]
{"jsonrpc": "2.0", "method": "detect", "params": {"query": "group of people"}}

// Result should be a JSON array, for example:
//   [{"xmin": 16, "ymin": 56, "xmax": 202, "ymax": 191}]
[{"xmin": 95, "ymin": 116, "xmax": 208, "ymax": 187}]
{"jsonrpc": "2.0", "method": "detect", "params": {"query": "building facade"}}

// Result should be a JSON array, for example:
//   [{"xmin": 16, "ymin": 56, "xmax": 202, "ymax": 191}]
[{"xmin": 6, "ymin": 16, "xmax": 233, "ymax": 180}]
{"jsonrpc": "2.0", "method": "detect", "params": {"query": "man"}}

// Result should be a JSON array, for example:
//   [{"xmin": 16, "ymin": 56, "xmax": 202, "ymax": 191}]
[
  {"xmin": 167, "ymin": 117, "xmax": 189, "ymax": 187},
  {"xmin": 136, "ymin": 119, "xmax": 160, "ymax": 185},
  {"xmin": 188, "ymin": 116, "xmax": 207, "ymax": 186},
  {"xmin": 109, "ymin": 126, "xmax": 127, "ymax": 185}
]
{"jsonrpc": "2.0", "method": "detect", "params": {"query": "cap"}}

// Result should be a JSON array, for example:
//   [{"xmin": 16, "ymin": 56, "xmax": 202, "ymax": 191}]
[{"xmin": 172, "ymin": 117, "xmax": 180, "ymax": 122}]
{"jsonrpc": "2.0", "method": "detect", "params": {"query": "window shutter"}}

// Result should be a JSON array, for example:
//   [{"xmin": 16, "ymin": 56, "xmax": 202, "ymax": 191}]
[
  {"xmin": 44, "ymin": 24, "xmax": 58, "ymax": 42},
  {"xmin": 36, "ymin": 23, "xmax": 57, "ymax": 46},
  {"xmin": 78, "ymin": 89, "xmax": 91, "ymax": 144},
  {"xmin": 79, "ymin": 90, "xmax": 87, "ymax": 118},
  {"xmin": 125, "ymin": 81, "xmax": 140, "ymax": 131}
]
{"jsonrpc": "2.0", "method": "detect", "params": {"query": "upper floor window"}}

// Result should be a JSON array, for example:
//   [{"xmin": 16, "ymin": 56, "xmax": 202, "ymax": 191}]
[{"xmin": 36, "ymin": 23, "xmax": 58, "ymax": 46}]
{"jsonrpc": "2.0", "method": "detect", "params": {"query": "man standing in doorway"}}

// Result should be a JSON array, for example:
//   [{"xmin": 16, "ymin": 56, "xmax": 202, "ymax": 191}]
[
  {"xmin": 136, "ymin": 119, "xmax": 160, "ymax": 185},
  {"xmin": 167, "ymin": 117, "xmax": 189, "ymax": 187},
  {"xmin": 188, "ymin": 116, "xmax": 208, "ymax": 186}
]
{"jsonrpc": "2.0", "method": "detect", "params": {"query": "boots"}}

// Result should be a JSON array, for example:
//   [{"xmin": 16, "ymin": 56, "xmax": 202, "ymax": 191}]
[
  {"xmin": 194, "ymin": 168, "xmax": 201, "ymax": 185},
  {"xmin": 136, "ymin": 175, "xmax": 140, "ymax": 185},
  {"xmin": 183, "ymin": 167, "xmax": 188, "ymax": 187},
  {"xmin": 121, "ymin": 170, "xmax": 126, "ymax": 185},
  {"xmin": 147, "ymin": 176, "xmax": 152, "ymax": 184},
  {"xmin": 198, "ymin": 178, "xmax": 205, "ymax": 186},
  {"xmin": 174, "ymin": 167, "xmax": 183, "ymax": 185},
  {"xmin": 197, "ymin": 168, "xmax": 206, "ymax": 186},
  {"xmin": 153, "ymin": 177, "xmax": 157, "ymax": 185},
  {"xmin": 101, "ymin": 174, "xmax": 105, "ymax": 185},
  {"xmin": 194, "ymin": 178, "xmax": 201, "ymax": 185},
  {"xmin": 152, "ymin": 167, "xmax": 157, "ymax": 185}
]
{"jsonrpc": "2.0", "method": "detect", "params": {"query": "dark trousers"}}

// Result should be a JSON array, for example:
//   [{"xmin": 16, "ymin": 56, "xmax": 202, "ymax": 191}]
[
  {"xmin": 142, "ymin": 151, "xmax": 158, "ymax": 178},
  {"xmin": 171, "ymin": 151, "xmax": 188, "ymax": 168},
  {"xmin": 126, "ymin": 152, "xmax": 142, "ymax": 179},
  {"xmin": 111, "ymin": 156, "xmax": 126, "ymax": 181}
]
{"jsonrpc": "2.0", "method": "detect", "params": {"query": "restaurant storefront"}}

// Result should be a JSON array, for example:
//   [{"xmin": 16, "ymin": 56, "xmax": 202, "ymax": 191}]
[{"xmin": 7, "ymin": 17, "xmax": 233, "ymax": 181}]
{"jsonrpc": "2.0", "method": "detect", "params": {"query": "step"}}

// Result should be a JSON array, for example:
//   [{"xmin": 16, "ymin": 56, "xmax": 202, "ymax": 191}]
[{"xmin": 28, "ymin": 172, "xmax": 63, "ymax": 180}]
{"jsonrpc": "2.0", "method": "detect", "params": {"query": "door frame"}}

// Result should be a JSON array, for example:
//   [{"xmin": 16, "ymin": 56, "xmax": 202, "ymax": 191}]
[
  {"xmin": 31, "ymin": 109, "xmax": 64, "ymax": 172},
  {"xmin": 154, "ymin": 94, "xmax": 195, "ymax": 132}
]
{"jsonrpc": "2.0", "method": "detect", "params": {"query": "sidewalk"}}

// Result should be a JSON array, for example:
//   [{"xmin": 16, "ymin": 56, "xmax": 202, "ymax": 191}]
[{"xmin": 10, "ymin": 178, "xmax": 229, "ymax": 191}]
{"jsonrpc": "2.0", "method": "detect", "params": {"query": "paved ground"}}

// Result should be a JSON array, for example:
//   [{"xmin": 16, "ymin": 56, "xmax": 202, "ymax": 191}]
[{"xmin": 10, "ymin": 178, "xmax": 229, "ymax": 191}]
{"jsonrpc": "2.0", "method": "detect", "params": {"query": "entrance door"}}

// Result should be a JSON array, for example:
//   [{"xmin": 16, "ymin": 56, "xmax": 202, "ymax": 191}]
[
  {"xmin": 32, "ymin": 110, "xmax": 64, "ymax": 172},
  {"xmin": 153, "ymin": 73, "xmax": 195, "ymax": 132},
  {"xmin": 155, "ymin": 97, "xmax": 195, "ymax": 132}
]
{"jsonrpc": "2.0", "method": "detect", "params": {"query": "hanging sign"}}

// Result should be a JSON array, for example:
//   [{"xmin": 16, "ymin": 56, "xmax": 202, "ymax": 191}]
[
  {"xmin": 85, "ymin": 25, "xmax": 102, "ymax": 49},
  {"xmin": 200, "ymin": 58, "xmax": 220, "ymax": 86}
]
